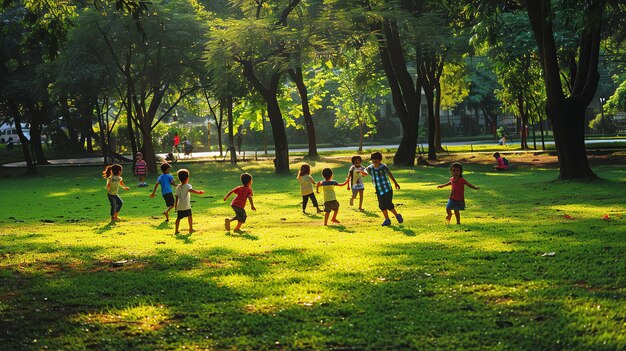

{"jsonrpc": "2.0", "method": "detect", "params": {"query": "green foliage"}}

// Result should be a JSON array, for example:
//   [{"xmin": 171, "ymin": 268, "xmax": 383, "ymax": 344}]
[{"xmin": 0, "ymin": 157, "xmax": 624, "ymax": 350}]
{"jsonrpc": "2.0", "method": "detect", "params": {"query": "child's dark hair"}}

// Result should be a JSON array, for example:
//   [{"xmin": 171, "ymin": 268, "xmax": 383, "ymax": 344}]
[
  {"xmin": 322, "ymin": 168, "xmax": 333, "ymax": 179},
  {"xmin": 298, "ymin": 164, "xmax": 310, "ymax": 177},
  {"xmin": 371, "ymin": 152, "xmax": 383, "ymax": 161},
  {"xmin": 351, "ymin": 155, "xmax": 362, "ymax": 164},
  {"xmin": 102, "ymin": 164, "xmax": 122, "ymax": 178},
  {"xmin": 177, "ymin": 169, "xmax": 189, "ymax": 182},
  {"xmin": 136, "ymin": 152, "xmax": 143, "ymax": 157},
  {"xmin": 450, "ymin": 162, "xmax": 463, "ymax": 176},
  {"xmin": 160, "ymin": 162, "xmax": 171, "ymax": 173},
  {"xmin": 493, "ymin": 152, "xmax": 500, "ymax": 158},
  {"xmin": 241, "ymin": 172, "xmax": 252, "ymax": 185}
]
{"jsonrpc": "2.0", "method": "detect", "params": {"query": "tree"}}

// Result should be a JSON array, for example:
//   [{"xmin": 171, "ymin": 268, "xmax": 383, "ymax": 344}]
[
  {"xmin": 328, "ymin": 44, "xmax": 388, "ymax": 152},
  {"xmin": 524, "ymin": 0, "xmax": 603, "ymax": 179}
]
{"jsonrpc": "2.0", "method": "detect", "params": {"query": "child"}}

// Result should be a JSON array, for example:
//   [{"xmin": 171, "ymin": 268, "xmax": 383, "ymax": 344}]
[
  {"xmin": 224, "ymin": 173, "xmax": 256, "ymax": 233},
  {"xmin": 365, "ymin": 152, "xmax": 403, "ymax": 226},
  {"xmin": 102, "ymin": 164, "xmax": 130, "ymax": 222},
  {"xmin": 174, "ymin": 169, "xmax": 204, "ymax": 234},
  {"xmin": 437, "ymin": 162, "xmax": 479, "ymax": 225},
  {"xmin": 149, "ymin": 162, "xmax": 177, "ymax": 221},
  {"xmin": 134, "ymin": 152, "xmax": 148, "ymax": 187},
  {"xmin": 346, "ymin": 155, "xmax": 367, "ymax": 211},
  {"xmin": 316, "ymin": 168, "xmax": 349, "ymax": 226},
  {"xmin": 297, "ymin": 163, "xmax": 322, "ymax": 213},
  {"xmin": 493, "ymin": 152, "xmax": 508, "ymax": 171}
]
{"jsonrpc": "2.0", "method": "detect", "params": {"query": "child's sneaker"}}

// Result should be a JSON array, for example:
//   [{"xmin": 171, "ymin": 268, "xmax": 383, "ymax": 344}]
[
  {"xmin": 382, "ymin": 219, "xmax": 391, "ymax": 226},
  {"xmin": 396, "ymin": 214, "xmax": 404, "ymax": 223},
  {"xmin": 224, "ymin": 218, "xmax": 230, "ymax": 231}
]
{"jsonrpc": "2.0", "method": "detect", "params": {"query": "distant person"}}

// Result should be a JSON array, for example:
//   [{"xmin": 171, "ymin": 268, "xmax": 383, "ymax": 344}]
[
  {"xmin": 102, "ymin": 164, "xmax": 130, "ymax": 222},
  {"xmin": 173, "ymin": 132, "xmax": 181, "ymax": 154},
  {"xmin": 316, "ymin": 168, "xmax": 349, "ymax": 226},
  {"xmin": 493, "ymin": 152, "xmax": 509, "ymax": 171},
  {"xmin": 437, "ymin": 162, "xmax": 479, "ymax": 225},
  {"xmin": 149, "ymin": 162, "xmax": 177, "ymax": 222},
  {"xmin": 174, "ymin": 169, "xmax": 204, "ymax": 234},
  {"xmin": 347, "ymin": 155, "xmax": 367, "ymax": 211},
  {"xmin": 297, "ymin": 163, "xmax": 323, "ymax": 214},
  {"xmin": 224, "ymin": 173, "xmax": 256, "ymax": 233},
  {"xmin": 235, "ymin": 132, "xmax": 243, "ymax": 154},
  {"xmin": 365, "ymin": 152, "xmax": 403, "ymax": 226},
  {"xmin": 498, "ymin": 136, "xmax": 507, "ymax": 146},
  {"xmin": 134, "ymin": 152, "xmax": 147, "ymax": 187},
  {"xmin": 183, "ymin": 137, "xmax": 193, "ymax": 158}
]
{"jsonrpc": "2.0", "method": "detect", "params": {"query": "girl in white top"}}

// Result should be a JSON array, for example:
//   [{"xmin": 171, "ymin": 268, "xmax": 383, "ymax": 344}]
[
  {"xmin": 346, "ymin": 155, "xmax": 367, "ymax": 211},
  {"xmin": 103, "ymin": 164, "xmax": 129, "ymax": 222},
  {"xmin": 296, "ymin": 163, "xmax": 322, "ymax": 213}
]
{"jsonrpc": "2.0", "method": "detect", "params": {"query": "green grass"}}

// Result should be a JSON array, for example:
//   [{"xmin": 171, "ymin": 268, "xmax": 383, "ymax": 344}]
[{"xmin": 0, "ymin": 155, "xmax": 625, "ymax": 350}]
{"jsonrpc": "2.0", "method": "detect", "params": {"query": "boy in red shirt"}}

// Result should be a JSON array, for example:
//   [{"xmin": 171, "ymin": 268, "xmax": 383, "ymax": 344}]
[
  {"xmin": 437, "ymin": 162, "xmax": 479, "ymax": 224},
  {"xmin": 224, "ymin": 173, "xmax": 256, "ymax": 233}
]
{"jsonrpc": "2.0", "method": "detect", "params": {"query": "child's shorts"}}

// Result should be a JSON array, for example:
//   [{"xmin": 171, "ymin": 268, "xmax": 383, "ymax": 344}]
[
  {"xmin": 352, "ymin": 188, "xmax": 363, "ymax": 197},
  {"xmin": 324, "ymin": 200, "xmax": 340, "ymax": 212},
  {"xmin": 163, "ymin": 193, "xmax": 175, "ymax": 207},
  {"xmin": 232, "ymin": 205, "xmax": 247, "ymax": 223},
  {"xmin": 446, "ymin": 199, "xmax": 465, "ymax": 211},
  {"xmin": 177, "ymin": 209, "xmax": 192, "ymax": 220},
  {"xmin": 376, "ymin": 191, "xmax": 394, "ymax": 211}
]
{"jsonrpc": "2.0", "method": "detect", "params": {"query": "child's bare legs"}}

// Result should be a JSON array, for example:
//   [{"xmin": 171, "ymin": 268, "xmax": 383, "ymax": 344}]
[
  {"xmin": 331, "ymin": 209, "xmax": 340, "ymax": 223},
  {"xmin": 445, "ymin": 208, "xmax": 452, "ymax": 223},
  {"xmin": 454, "ymin": 210, "xmax": 461, "ymax": 224},
  {"xmin": 188, "ymin": 215, "xmax": 194, "ymax": 233},
  {"xmin": 357, "ymin": 190, "xmax": 364, "ymax": 210},
  {"xmin": 164, "ymin": 205, "xmax": 174, "ymax": 221},
  {"xmin": 382, "ymin": 209, "xmax": 390, "ymax": 220},
  {"xmin": 233, "ymin": 220, "xmax": 243, "ymax": 231},
  {"xmin": 174, "ymin": 218, "xmax": 181, "ymax": 233},
  {"xmin": 323, "ymin": 212, "xmax": 330, "ymax": 226}
]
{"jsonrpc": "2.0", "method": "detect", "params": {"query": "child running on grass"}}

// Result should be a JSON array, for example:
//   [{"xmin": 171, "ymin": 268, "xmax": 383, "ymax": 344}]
[
  {"xmin": 316, "ymin": 168, "xmax": 349, "ymax": 226},
  {"xmin": 437, "ymin": 162, "xmax": 479, "ymax": 225},
  {"xmin": 365, "ymin": 152, "xmax": 403, "ymax": 226},
  {"xmin": 134, "ymin": 152, "xmax": 148, "ymax": 187},
  {"xmin": 174, "ymin": 169, "xmax": 204, "ymax": 234},
  {"xmin": 297, "ymin": 163, "xmax": 323, "ymax": 214},
  {"xmin": 103, "ymin": 164, "xmax": 130, "ymax": 222},
  {"xmin": 346, "ymin": 155, "xmax": 367, "ymax": 211},
  {"xmin": 149, "ymin": 162, "xmax": 177, "ymax": 222},
  {"xmin": 224, "ymin": 173, "xmax": 256, "ymax": 233}
]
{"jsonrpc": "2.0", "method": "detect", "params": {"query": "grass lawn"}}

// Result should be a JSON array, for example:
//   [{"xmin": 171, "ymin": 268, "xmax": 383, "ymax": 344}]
[{"xmin": 1, "ymin": 153, "xmax": 625, "ymax": 350}]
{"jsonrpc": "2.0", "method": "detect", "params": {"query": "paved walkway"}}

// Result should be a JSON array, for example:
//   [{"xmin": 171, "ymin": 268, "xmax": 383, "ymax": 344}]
[{"xmin": 3, "ymin": 139, "xmax": 624, "ymax": 167}]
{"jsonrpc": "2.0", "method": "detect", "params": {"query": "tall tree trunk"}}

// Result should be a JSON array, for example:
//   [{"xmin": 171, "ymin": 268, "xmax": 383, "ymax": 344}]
[
  {"xmin": 423, "ymin": 82, "xmax": 437, "ymax": 160},
  {"xmin": 227, "ymin": 96, "xmax": 237, "ymax": 164},
  {"xmin": 375, "ymin": 20, "xmax": 420, "ymax": 166},
  {"xmin": 7, "ymin": 100, "xmax": 36, "ymax": 174},
  {"xmin": 241, "ymin": 62, "xmax": 289, "ymax": 173},
  {"xmin": 434, "ymin": 80, "xmax": 445, "ymax": 152},
  {"xmin": 288, "ymin": 67, "xmax": 318, "ymax": 159},
  {"xmin": 526, "ymin": 0, "xmax": 600, "ymax": 179}
]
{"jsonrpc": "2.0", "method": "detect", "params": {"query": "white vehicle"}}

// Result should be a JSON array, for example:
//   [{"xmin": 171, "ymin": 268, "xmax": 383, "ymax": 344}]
[{"xmin": 0, "ymin": 123, "xmax": 31, "ymax": 144}]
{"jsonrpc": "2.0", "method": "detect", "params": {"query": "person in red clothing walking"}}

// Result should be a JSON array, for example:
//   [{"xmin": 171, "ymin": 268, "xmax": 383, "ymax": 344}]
[
  {"xmin": 224, "ymin": 173, "xmax": 256, "ymax": 233},
  {"xmin": 437, "ymin": 162, "xmax": 479, "ymax": 224}
]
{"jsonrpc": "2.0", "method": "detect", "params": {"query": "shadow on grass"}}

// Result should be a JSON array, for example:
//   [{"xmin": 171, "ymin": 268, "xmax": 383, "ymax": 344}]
[
  {"xmin": 226, "ymin": 231, "xmax": 259, "ymax": 240},
  {"xmin": 154, "ymin": 221, "xmax": 171, "ymax": 230},
  {"xmin": 174, "ymin": 232, "xmax": 194, "ymax": 243},
  {"xmin": 390, "ymin": 225, "xmax": 416, "ymax": 236},
  {"xmin": 326, "ymin": 224, "xmax": 356, "ymax": 233},
  {"xmin": 95, "ymin": 222, "xmax": 115, "ymax": 234}
]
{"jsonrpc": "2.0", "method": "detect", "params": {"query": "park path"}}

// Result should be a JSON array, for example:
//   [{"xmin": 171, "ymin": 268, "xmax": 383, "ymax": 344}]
[{"xmin": 3, "ymin": 139, "xmax": 624, "ymax": 167}]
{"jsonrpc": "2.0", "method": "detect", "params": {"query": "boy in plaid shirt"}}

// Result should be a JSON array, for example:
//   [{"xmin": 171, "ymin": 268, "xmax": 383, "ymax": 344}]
[{"xmin": 364, "ymin": 152, "xmax": 403, "ymax": 226}]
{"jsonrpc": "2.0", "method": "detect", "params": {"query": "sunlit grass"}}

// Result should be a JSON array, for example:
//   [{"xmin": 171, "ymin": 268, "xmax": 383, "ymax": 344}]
[{"xmin": 0, "ymin": 156, "xmax": 624, "ymax": 350}]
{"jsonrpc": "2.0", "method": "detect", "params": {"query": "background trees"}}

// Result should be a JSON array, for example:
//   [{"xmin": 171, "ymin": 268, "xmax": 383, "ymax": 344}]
[{"xmin": 2, "ymin": 0, "xmax": 626, "ymax": 177}]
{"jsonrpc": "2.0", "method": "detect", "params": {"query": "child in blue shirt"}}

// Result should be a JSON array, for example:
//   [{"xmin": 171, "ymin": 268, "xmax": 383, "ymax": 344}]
[{"xmin": 149, "ymin": 162, "xmax": 177, "ymax": 221}]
